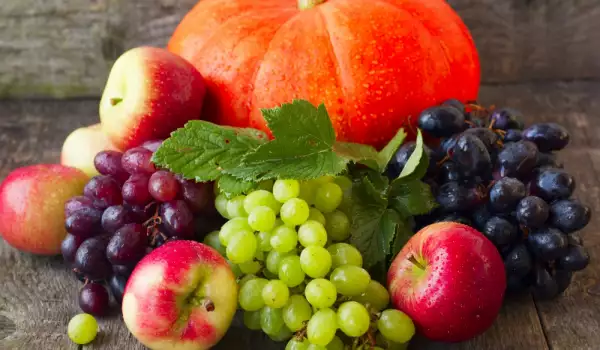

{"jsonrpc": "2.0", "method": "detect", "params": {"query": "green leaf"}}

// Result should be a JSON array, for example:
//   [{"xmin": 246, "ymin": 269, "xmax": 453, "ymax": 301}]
[
  {"xmin": 217, "ymin": 174, "xmax": 257, "ymax": 197},
  {"xmin": 332, "ymin": 142, "xmax": 380, "ymax": 171},
  {"xmin": 394, "ymin": 129, "xmax": 429, "ymax": 182},
  {"xmin": 376, "ymin": 128, "xmax": 407, "ymax": 172},
  {"xmin": 349, "ymin": 177, "xmax": 394, "ymax": 269},
  {"xmin": 389, "ymin": 180, "xmax": 437, "ymax": 216},
  {"xmin": 390, "ymin": 218, "xmax": 414, "ymax": 259},
  {"xmin": 152, "ymin": 121, "xmax": 268, "ymax": 182}
]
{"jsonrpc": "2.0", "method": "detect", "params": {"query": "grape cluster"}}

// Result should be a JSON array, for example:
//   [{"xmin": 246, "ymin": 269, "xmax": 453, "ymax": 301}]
[
  {"xmin": 389, "ymin": 100, "xmax": 591, "ymax": 300},
  {"xmin": 205, "ymin": 177, "xmax": 415, "ymax": 349},
  {"xmin": 61, "ymin": 140, "xmax": 222, "ymax": 315}
]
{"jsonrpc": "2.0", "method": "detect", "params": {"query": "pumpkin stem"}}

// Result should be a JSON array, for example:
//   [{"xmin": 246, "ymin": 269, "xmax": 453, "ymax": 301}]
[{"xmin": 298, "ymin": 0, "xmax": 327, "ymax": 10}]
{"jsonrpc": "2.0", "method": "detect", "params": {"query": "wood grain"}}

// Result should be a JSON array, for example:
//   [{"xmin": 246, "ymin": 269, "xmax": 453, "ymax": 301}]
[{"xmin": 1, "ymin": 0, "xmax": 599, "ymax": 98}]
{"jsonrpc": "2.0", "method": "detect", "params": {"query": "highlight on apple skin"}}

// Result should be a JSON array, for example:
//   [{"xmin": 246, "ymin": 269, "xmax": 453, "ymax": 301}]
[
  {"xmin": 61, "ymin": 123, "xmax": 120, "ymax": 177},
  {"xmin": 0, "ymin": 164, "xmax": 89, "ymax": 255},
  {"xmin": 99, "ymin": 46, "xmax": 207, "ymax": 150},
  {"xmin": 122, "ymin": 240, "xmax": 238, "ymax": 350},
  {"xmin": 387, "ymin": 222, "xmax": 506, "ymax": 343}
]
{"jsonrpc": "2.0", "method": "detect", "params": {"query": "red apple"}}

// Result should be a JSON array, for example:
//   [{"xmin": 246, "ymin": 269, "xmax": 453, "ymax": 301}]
[
  {"xmin": 0, "ymin": 164, "xmax": 89, "ymax": 255},
  {"xmin": 99, "ymin": 46, "xmax": 206, "ymax": 150},
  {"xmin": 122, "ymin": 240, "xmax": 238, "ymax": 350},
  {"xmin": 61, "ymin": 123, "xmax": 120, "ymax": 177},
  {"xmin": 387, "ymin": 222, "xmax": 506, "ymax": 342}
]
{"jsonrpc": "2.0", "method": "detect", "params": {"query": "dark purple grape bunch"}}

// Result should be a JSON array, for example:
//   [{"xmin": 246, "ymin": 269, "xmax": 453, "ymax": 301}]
[
  {"xmin": 388, "ymin": 99, "xmax": 591, "ymax": 300},
  {"xmin": 61, "ymin": 139, "xmax": 221, "ymax": 316}
]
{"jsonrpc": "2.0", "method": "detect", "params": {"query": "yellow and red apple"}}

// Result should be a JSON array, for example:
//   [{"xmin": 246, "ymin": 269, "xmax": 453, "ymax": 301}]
[
  {"xmin": 61, "ymin": 123, "xmax": 120, "ymax": 177},
  {"xmin": 100, "ymin": 47, "xmax": 206, "ymax": 150},
  {"xmin": 122, "ymin": 240, "xmax": 238, "ymax": 350},
  {"xmin": 0, "ymin": 164, "xmax": 89, "ymax": 255}
]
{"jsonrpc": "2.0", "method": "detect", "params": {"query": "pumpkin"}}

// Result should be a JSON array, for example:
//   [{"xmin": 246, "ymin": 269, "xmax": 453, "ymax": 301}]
[{"xmin": 168, "ymin": 0, "xmax": 480, "ymax": 148}]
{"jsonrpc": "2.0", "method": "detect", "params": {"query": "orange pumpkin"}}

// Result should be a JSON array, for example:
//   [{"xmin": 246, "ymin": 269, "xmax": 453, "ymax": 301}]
[{"xmin": 169, "ymin": 0, "xmax": 480, "ymax": 148}]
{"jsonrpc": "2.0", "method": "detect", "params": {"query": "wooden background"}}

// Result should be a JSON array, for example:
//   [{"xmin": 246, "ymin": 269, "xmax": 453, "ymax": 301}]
[{"xmin": 0, "ymin": 0, "xmax": 599, "ymax": 98}]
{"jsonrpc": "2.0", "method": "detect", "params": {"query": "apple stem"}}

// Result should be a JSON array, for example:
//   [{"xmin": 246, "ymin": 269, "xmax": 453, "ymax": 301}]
[
  {"xmin": 109, "ymin": 97, "xmax": 123, "ymax": 106},
  {"xmin": 408, "ymin": 255, "xmax": 425, "ymax": 270}
]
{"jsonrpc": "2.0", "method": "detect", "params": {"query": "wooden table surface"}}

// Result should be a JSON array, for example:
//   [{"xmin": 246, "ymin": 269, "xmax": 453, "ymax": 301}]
[{"xmin": 1, "ymin": 82, "xmax": 599, "ymax": 350}]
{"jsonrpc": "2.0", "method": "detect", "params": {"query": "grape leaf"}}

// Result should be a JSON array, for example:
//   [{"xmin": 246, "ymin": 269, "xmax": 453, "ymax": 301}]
[
  {"xmin": 332, "ymin": 142, "xmax": 380, "ymax": 171},
  {"xmin": 152, "ymin": 121, "xmax": 268, "ymax": 182},
  {"xmin": 376, "ymin": 128, "xmax": 407, "ymax": 172},
  {"xmin": 394, "ymin": 129, "xmax": 429, "ymax": 182},
  {"xmin": 389, "ymin": 180, "xmax": 437, "ymax": 216},
  {"xmin": 390, "ymin": 219, "xmax": 414, "ymax": 259},
  {"xmin": 217, "ymin": 174, "xmax": 257, "ymax": 197}
]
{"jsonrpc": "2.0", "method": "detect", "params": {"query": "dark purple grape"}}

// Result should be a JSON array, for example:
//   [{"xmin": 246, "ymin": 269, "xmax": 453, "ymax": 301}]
[
  {"xmin": 506, "ymin": 274, "xmax": 530, "ymax": 294},
  {"xmin": 536, "ymin": 152, "xmax": 563, "ymax": 169},
  {"xmin": 181, "ymin": 180, "xmax": 214, "ymax": 214},
  {"xmin": 568, "ymin": 234, "xmax": 583, "ymax": 246},
  {"xmin": 127, "ymin": 203, "xmax": 153, "ymax": 223},
  {"xmin": 61, "ymin": 234, "xmax": 86, "ymax": 264},
  {"xmin": 436, "ymin": 182, "xmax": 484, "ymax": 213},
  {"xmin": 65, "ymin": 208, "xmax": 103, "ymax": 238},
  {"xmin": 112, "ymin": 264, "xmax": 134, "ymax": 277},
  {"xmin": 83, "ymin": 175, "xmax": 123, "ymax": 209},
  {"xmin": 471, "ymin": 205, "xmax": 492, "ymax": 230},
  {"xmin": 106, "ymin": 223, "xmax": 147, "ymax": 265},
  {"xmin": 482, "ymin": 216, "xmax": 518, "ymax": 247},
  {"xmin": 160, "ymin": 200, "xmax": 194, "ymax": 238},
  {"xmin": 387, "ymin": 141, "xmax": 436, "ymax": 178},
  {"xmin": 121, "ymin": 147, "xmax": 157, "ymax": 175},
  {"xmin": 503, "ymin": 129, "xmax": 522, "ymax": 143},
  {"xmin": 516, "ymin": 196, "xmax": 549, "ymax": 228},
  {"xmin": 440, "ymin": 135, "xmax": 459, "ymax": 154},
  {"xmin": 489, "ymin": 108, "xmax": 524, "ymax": 130},
  {"xmin": 122, "ymin": 174, "xmax": 152, "ymax": 206},
  {"xmin": 149, "ymin": 170, "xmax": 180, "ymax": 202},
  {"xmin": 496, "ymin": 141, "xmax": 538, "ymax": 179},
  {"xmin": 65, "ymin": 196, "xmax": 95, "ymax": 217},
  {"xmin": 463, "ymin": 127, "xmax": 500, "ymax": 152},
  {"xmin": 94, "ymin": 150, "xmax": 129, "ymax": 183},
  {"xmin": 529, "ymin": 168, "xmax": 575, "ymax": 202},
  {"xmin": 74, "ymin": 235, "xmax": 112, "ymax": 281},
  {"xmin": 450, "ymin": 134, "xmax": 492, "ymax": 177},
  {"xmin": 101, "ymin": 205, "xmax": 135, "ymax": 233},
  {"xmin": 522, "ymin": 123, "xmax": 570, "ymax": 152},
  {"xmin": 79, "ymin": 282, "xmax": 110, "ymax": 316},
  {"xmin": 556, "ymin": 245, "xmax": 590, "ymax": 271},
  {"xmin": 109, "ymin": 274, "xmax": 128, "ymax": 303},
  {"xmin": 554, "ymin": 268, "xmax": 573, "ymax": 294},
  {"xmin": 436, "ymin": 213, "xmax": 472, "ymax": 226},
  {"xmin": 489, "ymin": 177, "xmax": 526, "ymax": 213},
  {"xmin": 418, "ymin": 106, "xmax": 466, "ymax": 138},
  {"xmin": 504, "ymin": 244, "xmax": 532, "ymax": 277},
  {"xmin": 527, "ymin": 227, "xmax": 568, "ymax": 262},
  {"xmin": 438, "ymin": 161, "xmax": 463, "ymax": 183},
  {"xmin": 141, "ymin": 139, "xmax": 164, "ymax": 153},
  {"xmin": 442, "ymin": 99, "xmax": 465, "ymax": 113},
  {"xmin": 531, "ymin": 265, "xmax": 559, "ymax": 300},
  {"xmin": 548, "ymin": 199, "xmax": 591, "ymax": 233}
]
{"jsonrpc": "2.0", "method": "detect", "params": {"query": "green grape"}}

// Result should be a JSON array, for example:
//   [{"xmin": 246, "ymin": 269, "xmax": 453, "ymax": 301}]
[
  {"xmin": 228, "ymin": 260, "xmax": 243, "ymax": 278},
  {"xmin": 243, "ymin": 310, "xmax": 262, "ymax": 330},
  {"xmin": 266, "ymin": 250, "xmax": 291, "ymax": 274},
  {"xmin": 239, "ymin": 278, "xmax": 268, "ymax": 311},
  {"xmin": 273, "ymin": 179, "xmax": 301, "ymax": 202},
  {"xmin": 327, "ymin": 243, "xmax": 363, "ymax": 269},
  {"xmin": 329, "ymin": 265, "xmax": 371, "ymax": 296},
  {"xmin": 256, "ymin": 231, "xmax": 273, "ymax": 252},
  {"xmin": 286, "ymin": 338, "xmax": 309, "ymax": 350},
  {"xmin": 290, "ymin": 281, "xmax": 306, "ymax": 295},
  {"xmin": 248, "ymin": 206, "xmax": 277, "ymax": 232},
  {"xmin": 308, "ymin": 344, "xmax": 326, "ymax": 350},
  {"xmin": 238, "ymin": 274, "xmax": 257, "ymax": 289},
  {"xmin": 314, "ymin": 175, "xmax": 335, "ymax": 185},
  {"xmin": 308, "ymin": 207, "xmax": 326, "ymax": 226},
  {"xmin": 336, "ymin": 301, "xmax": 370, "ymax": 337},
  {"xmin": 215, "ymin": 194, "xmax": 230, "ymax": 219},
  {"xmin": 268, "ymin": 324, "xmax": 294, "ymax": 342},
  {"xmin": 282, "ymin": 294, "xmax": 313, "ymax": 331},
  {"xmin": 307, "ymin": 308, "xmax": 338, "ymax": 346},
  {"xmin": 280, "ymin": 198, "xmax": 310, "ymax": 226},
  {"xmin": 270, "ymin": 225, "xmax": 298, "ymax": 253},
  {"xmin": 324, "ymin": 210, "xmax": 350, "ymax": 241},
  {"xmin": 262, "ymin": 280, "xmax": 290, "ymax": 308},
  {"xmin": 326, "ymin": 336, "xmax": 344, "ymax": 350},
  {"xmin": 254, "ymin": 249, "xmax": 265, "ymax": 261},
  {"xmin": 334, "ymin": 176, "xmax": 352, "ymax": 192},
  {"xmin": 300, "ymin": 246, "xmax": 332, "ymax": 278},
  {"xmin": 67, "ymin": 313, "xmax": 98, "ymax": 345},
  {"xmin": 260, "ymin": 306, "xmax": 285, "ymax": 336},
  {"xmin": 226, "ymin": 230, "xmax": 257, "ymax": 264},
  {"xmin": 202, "ymin": 230, "xmax": 226, "ymax": 256},
  {"xmin": 244, "ymin": 190, "xmax": 281, "ymax": 214},
  {"xmin": 258, "ymin": 179, "xmax": 275, "ymax": 192},
  {"xmin": 227, "ymin": 195, "xmax": 248, "ymax": 217},
  {"xmin": 376, "ymin": 333, "xmax": 409, "ymax": 350},
  {"xmin": 351, "ymin": 280, "xmax": 390, "ymax": 311},
  {"xmin": 298, "ymin": 180, "xmax": 318, "ymax": 204},
  {"xmin": 377, "ymin": 309, "xmax": 415, "ymax": 344},
  {"xmin": 262, "ymin": 269, "xmax": 278, "ymax": 280},
  {"xmin": 298, "ymin": 220, "xmax": 328, "ymax": 247},
  {"xmin": 314, "ymin": 182, "xmax": 343, "ymax": 213},
  {"xmin": 304, "ymin": 279, "xmax": 337, "ymax": 309},
  {"xmin": 219, "ymin": 217, "xmax": 252, "ymax": 246},
  {"xmin": 278, "ymin": 255, "xmax": 306, "ymax": 287},
  {"xmin": 239, "ymin": 260, "xmax": 262, "ymax": 274}
]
